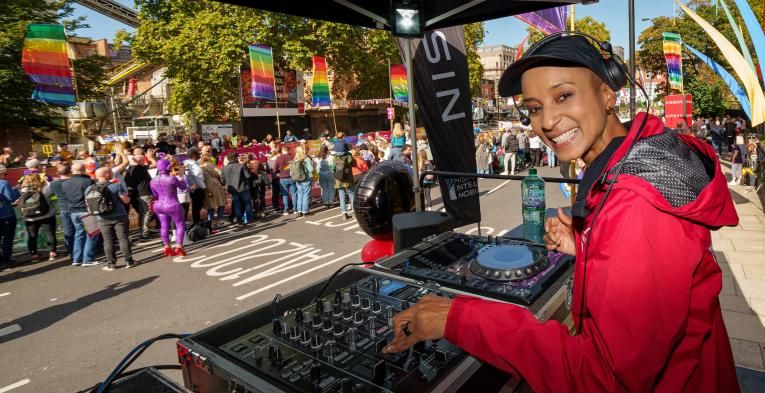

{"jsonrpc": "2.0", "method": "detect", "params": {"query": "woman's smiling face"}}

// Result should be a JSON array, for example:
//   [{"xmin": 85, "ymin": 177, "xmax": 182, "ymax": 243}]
[{"xmin": 521, "ymin": 65, "xmax": 617, "ymax": 164}]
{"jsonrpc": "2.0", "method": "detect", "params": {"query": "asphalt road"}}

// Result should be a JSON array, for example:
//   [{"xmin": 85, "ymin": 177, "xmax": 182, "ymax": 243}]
[{"xmin": 0, "ymin": 166, "xmax": 570, "ymax": 393}]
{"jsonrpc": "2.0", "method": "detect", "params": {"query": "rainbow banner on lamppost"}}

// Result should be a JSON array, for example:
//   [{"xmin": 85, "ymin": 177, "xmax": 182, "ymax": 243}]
[
  {"xmin": 247, "ymin": 44, "xmax": 276, "ymax": 101},
  {"xmin": 21, "ymin": 24, "xmax": 76, "ymax": 106},
  {"xmin": 390, "ymin": 64, "xmax": 408, "ymax": 102},
  {"xmin": 662, "ymin": 32, "xmax": 684, "ymax": 92},
  {"xmin": 311, "ymin": 56, "xmax": 331, "ymax": 107}
]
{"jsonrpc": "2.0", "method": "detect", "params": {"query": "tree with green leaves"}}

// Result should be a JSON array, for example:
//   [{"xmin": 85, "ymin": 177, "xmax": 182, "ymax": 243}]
[
  {"xmin": 0, "ymin": 0, "xmax": 88, "ymax": 142},
  {"xmin": 637, "ymin": 0, "xmax": 764, "ymax": 116},
  {"xmin": 131, "ymin": 0, "xmax": 486, "ymax": 122}
]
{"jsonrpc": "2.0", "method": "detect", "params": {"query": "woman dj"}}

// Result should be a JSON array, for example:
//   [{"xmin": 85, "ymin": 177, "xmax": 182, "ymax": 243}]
[{"xmin": 384, "ymin": 34, "xmax": 740, "ymax": 392}]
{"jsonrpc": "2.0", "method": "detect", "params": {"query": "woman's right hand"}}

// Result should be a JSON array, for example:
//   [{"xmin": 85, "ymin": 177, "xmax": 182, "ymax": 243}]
[{"xmin": 544, "ymin": 207, "xmax": 576, "ymax": 256}]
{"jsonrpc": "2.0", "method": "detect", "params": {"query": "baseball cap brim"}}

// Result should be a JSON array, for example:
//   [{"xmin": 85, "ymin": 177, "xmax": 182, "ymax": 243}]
[{"xmin": 498, "ymin": 35, "xmax": 615, "ymax": 97}]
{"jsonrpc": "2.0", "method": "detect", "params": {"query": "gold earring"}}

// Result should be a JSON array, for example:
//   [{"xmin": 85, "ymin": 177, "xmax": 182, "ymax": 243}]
[{"xmin": 606, "ymin": 106, "xmax": 614, "ymax": 115}]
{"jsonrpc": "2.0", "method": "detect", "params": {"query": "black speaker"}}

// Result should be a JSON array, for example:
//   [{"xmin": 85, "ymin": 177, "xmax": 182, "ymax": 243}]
[
  {"xmin": 392, "ymin": 211, "xmax": 455, "ymax": 252},
  {"xmin": 110, "ymin": 367, "xmax": 186, "ymax": 393}
]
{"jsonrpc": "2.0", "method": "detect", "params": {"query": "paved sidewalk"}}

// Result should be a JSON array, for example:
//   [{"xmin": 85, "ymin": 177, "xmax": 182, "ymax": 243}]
[{"xmin": 714, "ymin": 163, "xmax": 765, "ymax": 371}]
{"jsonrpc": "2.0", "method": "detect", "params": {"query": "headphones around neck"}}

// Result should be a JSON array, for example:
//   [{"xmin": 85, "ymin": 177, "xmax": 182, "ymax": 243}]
[{"xmin": 514, "ymin": 31, "xmax": 630, "ymax": 126}]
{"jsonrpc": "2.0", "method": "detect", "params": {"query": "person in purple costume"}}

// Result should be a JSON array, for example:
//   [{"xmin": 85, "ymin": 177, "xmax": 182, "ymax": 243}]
[{"xmin": 150, "ymin": 159, "xmax": 188, "ymax": 256}]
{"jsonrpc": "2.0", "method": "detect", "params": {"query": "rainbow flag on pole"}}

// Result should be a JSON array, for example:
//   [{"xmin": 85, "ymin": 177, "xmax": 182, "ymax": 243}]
[
  {"xmin": 21, "ymin": 24, "xmax": 76, "ymax": 106},
  {"xmin": 248, "ymin": 44, "xmax": 276, "ymax": 101},
  {"xmin": 390, "ymin": 64, "xmax": 408, "ymax": 102},
  {"xmin": 312, "ymin": 56, "xmax": 331, "ymax": 107},
  {"xmin": 662, "ymin": 32, "xmax": 684, "ymax": 92}
]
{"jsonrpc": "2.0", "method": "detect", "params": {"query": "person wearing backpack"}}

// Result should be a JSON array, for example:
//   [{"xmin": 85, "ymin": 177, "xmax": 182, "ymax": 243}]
[
  {"xmin": 0, "ymin": 165, "xmax": 20, "ymax": 268},
  {"xmin": 502, "ymin": 129, "xmax": 519, "ymax": 175},
  {"xmin": 62, "ymin": 163, "xmax": 97, "ymax": 267},
  {"xmin": 221, "ymin": 152, "xmax": 252, "ymax": 225},
  {"xmin": 86, "ymin": 167, "xmax": 133, "ymax": 270},
  {"xmin": 19, "ymin": 172, "xmax": 57, "ymax": 261},
  {"xmin": 274, "ymin": 145, "xmax": 296, "ymax": 215},
  {"xmin": 334, "ymin": 141, "xmax": 356, "ymax": 220},
  {"xmin": 291, "ymin": 146, "xmax": 314, "ymax": 217}
]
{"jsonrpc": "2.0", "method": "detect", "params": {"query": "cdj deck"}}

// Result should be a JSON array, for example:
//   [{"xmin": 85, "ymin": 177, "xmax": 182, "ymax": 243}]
[
  {"xmin": 375, "ymin": 232, "xmax": 573, "ymax": 309},
  {"xmin": 177, "ymin": 232, "xmax": 573, "ymax": 393}
]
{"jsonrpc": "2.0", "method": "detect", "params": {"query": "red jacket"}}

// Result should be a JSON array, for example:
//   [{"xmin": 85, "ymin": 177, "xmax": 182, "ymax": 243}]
[{"xmin": 445, "ymin": 113, "xmax": 740, "ymax": 392}]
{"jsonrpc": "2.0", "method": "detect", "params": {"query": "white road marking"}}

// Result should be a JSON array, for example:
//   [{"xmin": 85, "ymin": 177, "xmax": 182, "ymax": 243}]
[
  {"xmin": 0, "ymin": 292, "xmax": 9, "ymax": 298},
  {"xmin": 465, "ymin": 226, "xmax": 494, "ymax": 235},
  {"xmin": 305, "ymin": 210, "xmax": 342, "ymax": 225},
  {"xmin": 49, "ymin": 298, "xmax": 57, "ymax": 302},
  {"xmin": 486, "ymin": 180, "xmax": 510, "ymax": 195},
  {"xmin": 0, "ymin": 379, "xmax": 31, "ymax": 393},
  {"xmin": 342, "ymin": 224, "xmax": 360, "ymax": 231},
  {"xmin": 0, "ymin": 324, "xmax": 22, "ymax": 338},
  {"xmin": 235, "ymin": 249, "xmax": 362, "ymax": 300},
  {"xmin": 355, "ymin": 231, "xmax": 367, "ymax": 236},
  {"xmin": 496, "ymin": 229, "xmax": 509, "ymax": 237}
]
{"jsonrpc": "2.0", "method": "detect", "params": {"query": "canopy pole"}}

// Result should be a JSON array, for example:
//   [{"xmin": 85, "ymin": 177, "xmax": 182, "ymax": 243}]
[
  {"xmin": 629, "ymin": 0, "xmax": 636, "ymax": 118},
  {"xmin": 405, "ymin": 38, "xmax": 422, "ymax": 212}
]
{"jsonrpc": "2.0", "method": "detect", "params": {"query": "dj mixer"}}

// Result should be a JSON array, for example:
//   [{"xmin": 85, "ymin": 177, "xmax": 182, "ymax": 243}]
[
  {"xmin": 177, "ymin": 233, "xmax": 573, "ymax": 393},
  {"xmin": 178, "ymin": 268, "xmax": 482, "ymax": 393}
]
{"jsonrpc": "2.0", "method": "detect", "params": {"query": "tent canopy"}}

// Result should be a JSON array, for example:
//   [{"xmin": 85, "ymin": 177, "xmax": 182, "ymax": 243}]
[{"xmin": 213, "ymin": 0, "xmax": 590, "ymax": 31}]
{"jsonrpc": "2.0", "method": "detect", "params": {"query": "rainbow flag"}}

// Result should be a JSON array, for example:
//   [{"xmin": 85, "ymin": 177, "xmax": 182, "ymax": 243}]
[
  {"xmin": 312, "ymin": 56, "xmax": 331, "ymax": 107},
  {"xmin": 390, "ymin": 64, "xmax": 408, "ymax": 102},
  {"xmin": 21, "ymin": 24, "xmax": 76, "ymax": 106},
  {"xmin": 248, "ymin": 44, "xmax": 276, "ymax": 101},
  {"xmin": 662, "ymin": 32, "xmax": 684, "ymax": 92}
]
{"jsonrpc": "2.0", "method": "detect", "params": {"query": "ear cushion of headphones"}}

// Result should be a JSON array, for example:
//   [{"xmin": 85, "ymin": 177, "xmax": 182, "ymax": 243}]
[{"xmin": 603, "ymin": 58, "xmax": 628, "ymax": 91}]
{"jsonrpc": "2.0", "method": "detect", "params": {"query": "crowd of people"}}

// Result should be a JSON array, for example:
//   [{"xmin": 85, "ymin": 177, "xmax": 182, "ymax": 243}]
[
  {"xmin": 0, "ymin": 123, "xmax": 433, "ymax": 271},
  {"xmin": 475, "ymin": 126, "xmax": 557, "ymax": 176}
]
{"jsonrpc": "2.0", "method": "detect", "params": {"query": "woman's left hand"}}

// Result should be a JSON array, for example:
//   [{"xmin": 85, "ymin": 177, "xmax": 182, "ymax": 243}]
[{"xmin": 382, "ymin": 295, "xmax": 452, "ymax": 354}]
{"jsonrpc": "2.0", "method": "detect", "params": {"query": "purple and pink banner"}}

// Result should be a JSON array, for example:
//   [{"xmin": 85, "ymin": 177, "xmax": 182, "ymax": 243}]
[{"xmin": 515, "ymin": 6, "xmax": 568, "ymax": 35}]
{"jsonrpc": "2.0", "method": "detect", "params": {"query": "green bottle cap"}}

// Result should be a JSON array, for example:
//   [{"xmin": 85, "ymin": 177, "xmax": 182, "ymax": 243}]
[{"xmin": 529, "ymin": 168, "xmax": 537, "ymax": 176}]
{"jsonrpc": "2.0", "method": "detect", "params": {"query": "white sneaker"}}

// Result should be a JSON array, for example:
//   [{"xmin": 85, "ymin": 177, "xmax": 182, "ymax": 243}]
[
  {"xmin": 82, "ymin": 261, "xmax": 99, "ymax": 267},
  {"xmin": 102, "ymin": 265, "xmax": 116, "ymax": 271}
]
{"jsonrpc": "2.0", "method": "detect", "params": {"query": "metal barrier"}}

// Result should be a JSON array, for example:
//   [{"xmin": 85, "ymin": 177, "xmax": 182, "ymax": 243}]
[{"xmin": 418, "ymin": 170, "xmax": 581, "ymax": 185}]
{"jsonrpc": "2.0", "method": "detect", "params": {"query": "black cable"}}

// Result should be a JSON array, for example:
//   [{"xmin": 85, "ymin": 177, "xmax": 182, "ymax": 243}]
[
  {"xmin": 94, "ymin": 333, "xmax": 190, "ymax": 393},
  {"xmin": 310, "ymin": 262, "xmax": 369, "ymax": 306}
]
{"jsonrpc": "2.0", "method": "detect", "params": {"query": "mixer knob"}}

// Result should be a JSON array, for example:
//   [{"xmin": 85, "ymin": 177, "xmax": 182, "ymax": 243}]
[
  {"xmin": 268, "ymin": 341, "xmax": 277, "ymax": 360},
  {"xmin": 280, "ymin": 320, "xmax": 289, "ymax": 336},
  {"xmin": 515, "ymin": 270, "xmax": 522, "ymax": 278},
  {"xmin": 341, "ymin": 291, "xmax": 351, "ymax": 305},
  {"xmin": 335, "ymin": 289, "xmax": 342, "ymax": 305},
  {"xmin": 272, "ymin": 318, "xmax": 282, "ymax": 336},
  {"xmin": 340, "ymin": 378, "xmax": 353, "ymax": 393},
  {"xmin": 368, "ymin": 319, "xmax": 377, "ymax": 339},
  {"xmin": 350, "ymin": 284, "xmax": 358, "ymax": 296},
  {"xmin": 313, "ymin": 313, "xmax": 323, "ymax": 328},
  {"xmin": 493, "ymin": 271, "xmax": 500, "ymax": 278},
  {"xmin": 252, "ymin": 345, "xmax": 263, "ymax": 365},
  {"xmin": 360, "ymin": 298, "xmax": 371, "ymax": 310},
  {"xmin": 333, "ymin": 303, "xmax": 343, "ymax": 317},
  {"xmin": 504, "ymin": 271, "xmax": 512, "ymax": 278},
  {"xmin": 290, "ymin": 326, "xmax": 300, "ymax": 340},
  {"xmin": 301, "ymin": 330, "xmax": 311, "ymax": 345},
  {"xmin": 315, "ymin": 299, "xmax": 324, "ymax": 314},
  {"xmin": 353, "ymin": 312, "xmax": 365, "ymax": 326},
  {"xmin": 347, "ymin": 327, "xmax": 357, "ymax": 350},
  {"xmin": 459, "ymin": 275, "xmax": 467, "ymax": 285},
  {"xmin": 310, "ymin": 364, "xmax": 322, "ymax": 384},
  {"xmin": 371, "ymin": 278, "xmax": 379, "ymax": 293},
  {"xmin": 295, "ymin": 309, "xmax": 305, "ymax": 325},
  {"xmin": 351, "ymin": 294, "xmax": 360, "ymax": 307},
  {"xmin": 324, "ymin": 339, "xmax": 337, "ymax": 358},
  {"xmin": 525, "ymin": 268, "xmax": 533, "ymax": 275},
  {"xmin": 333, "ymin": 324, "xmax": 345, "ymax": 337},
  {"xmin": 323, "ymin": 300, "xmax": 333, "ymax": 315},
  {"xmin": 372, "ymin": 301, "xmax": 382, "ymax": 314},
  {"xmin": 323, "ymin": 318, "xmax": 333, "ymax": 332},
  {"xmin": 311, "ymin": 335, "xmax": 322, "ymax": 350},
  {"xmin": 343, "ymin": 307, "xmax": 353, "ymax": 320}
]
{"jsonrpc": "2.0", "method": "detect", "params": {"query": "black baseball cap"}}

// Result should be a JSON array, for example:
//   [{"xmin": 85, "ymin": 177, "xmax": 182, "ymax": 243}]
[{"xmin": 498, "ymin": 35, "xmax": 619, "ymax": 97}]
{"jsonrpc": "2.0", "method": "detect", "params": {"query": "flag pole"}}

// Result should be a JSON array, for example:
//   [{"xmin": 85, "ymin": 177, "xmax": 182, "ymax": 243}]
[
  {"xmin": 405, "ymin": 38, "xmax": 422, "ymax": 212},
  {"xmin": 273, "ymin": 68, "xmax": 281, "ymax": 139},
  {"xmin": 388, "ymin": 59, "xmax": 394, "ymax": 131}
]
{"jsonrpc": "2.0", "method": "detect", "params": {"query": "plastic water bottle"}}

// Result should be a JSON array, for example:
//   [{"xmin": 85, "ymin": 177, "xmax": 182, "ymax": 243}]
[{"xmin": 522, "ymin": 168, "xmax": 546, "ymax": 243}]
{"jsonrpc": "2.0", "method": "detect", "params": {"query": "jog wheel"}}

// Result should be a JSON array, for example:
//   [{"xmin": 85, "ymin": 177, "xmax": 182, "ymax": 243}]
[{"xmin": 469, "ymin": 244, "xmax": 548, "ymax": 281}]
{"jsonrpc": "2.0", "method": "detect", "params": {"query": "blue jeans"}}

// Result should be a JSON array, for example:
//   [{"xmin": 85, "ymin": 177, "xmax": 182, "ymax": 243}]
[
  {"xmin": 60, "ymin": 210, "xmax": 74, "ymax": 255},
  {"xmin": 70, "ymin": 212, "xmax": 97, "ymax": 263},
  {"xmin": 296, "ymin": 180, "xmax": 312, "ymax": 213},
  {"xmin": 231, "ymin": 190, "xmax": 252, "ymax": 224},
  {"xmin": 0, "ymin": 216, "xmax": 16, "ymax": 265},
  {"xmin": 207, "ymin": 206, "xmax": 225, "ymax": 221},
  {"xmin": 338, "ymin": 186, "xmax": 355, "ymax": 213},
  {"xmin": 319, "ymin": 173, "xmax": 335, "ymax": 204},
  {"xmin": 279, "ymin": 178, "xmax": 297, "ymax": 212}
]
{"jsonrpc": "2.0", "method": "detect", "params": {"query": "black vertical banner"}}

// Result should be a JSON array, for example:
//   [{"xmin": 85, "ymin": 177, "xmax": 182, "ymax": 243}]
[{"xmin": 398, "ymin": 27, "xmax": 481, "ymax": 226}]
